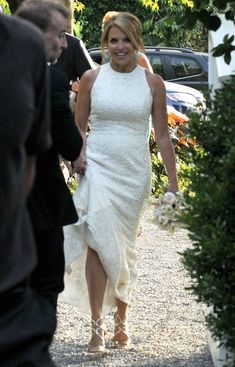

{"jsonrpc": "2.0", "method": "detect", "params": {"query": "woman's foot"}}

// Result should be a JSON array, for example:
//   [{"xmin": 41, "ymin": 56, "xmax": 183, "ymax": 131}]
[
  {"xmin": 88, "ymin": 317, "xmax": 106, "ymax": 353},
  {"xmin": 111, "ymin": 313, "xmax": 130, "ymax": 349}
]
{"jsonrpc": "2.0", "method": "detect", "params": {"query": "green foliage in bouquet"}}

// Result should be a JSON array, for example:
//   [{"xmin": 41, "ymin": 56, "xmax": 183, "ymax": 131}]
[
  {"xmin": 0, "ymin": 0, "xmax": 10, "ymax": 13},
  {"xmin": 67, "ymin": 175, "xmax": 78, "ymax": 195},
  {"xmin": 180, "ymin": 77, "xmax": 235, "ymax": 366}
]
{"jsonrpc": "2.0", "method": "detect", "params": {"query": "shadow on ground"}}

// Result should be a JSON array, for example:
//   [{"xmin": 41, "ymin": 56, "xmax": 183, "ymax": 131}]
[{"xmin": 51, "ymin": 340, "xmax": 213, "ymax": 367}]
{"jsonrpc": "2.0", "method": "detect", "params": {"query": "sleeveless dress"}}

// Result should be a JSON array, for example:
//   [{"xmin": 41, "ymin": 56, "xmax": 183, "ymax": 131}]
[
  {"xmin": 61, "ymin": 63, "xmax": 153, "ymax": 315},
  {"xmin": 104, "ymin": 51, "xmax": 152, "ymax": 141}
]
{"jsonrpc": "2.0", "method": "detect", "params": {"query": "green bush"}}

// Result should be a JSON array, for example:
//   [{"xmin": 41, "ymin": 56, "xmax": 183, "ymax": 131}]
[
  {"xmin": 150, "ymin": 116, "xmax": 195, "ymax": 195},
  {"xmin": 150, "ymin": 142, "xmax": 169, "ymax": 195},
  {"xmin": 180, "ymin": 77, "xmax": 235, "ymax": 366}
]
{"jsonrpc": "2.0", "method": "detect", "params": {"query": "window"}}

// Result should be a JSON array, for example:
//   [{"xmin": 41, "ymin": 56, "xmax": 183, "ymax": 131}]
[
  {"xmin": 147, "ymin": 54, "xmax": 166, "ymax": 79},
  {"xmin": 170, "ymin": 56, "xmax": 202, "ymax": 78}
]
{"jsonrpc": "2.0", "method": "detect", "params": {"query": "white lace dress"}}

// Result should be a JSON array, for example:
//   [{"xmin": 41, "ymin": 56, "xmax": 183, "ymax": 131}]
[{"xmin": 61, "ymin": 63, "xmax": 153, "ymax": 314}]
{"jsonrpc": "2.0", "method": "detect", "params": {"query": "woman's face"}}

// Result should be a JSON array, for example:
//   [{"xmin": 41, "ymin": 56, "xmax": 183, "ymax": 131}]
[{"xmin": 107, "ymin": 25, "xmax": 136, "ymax": 72}]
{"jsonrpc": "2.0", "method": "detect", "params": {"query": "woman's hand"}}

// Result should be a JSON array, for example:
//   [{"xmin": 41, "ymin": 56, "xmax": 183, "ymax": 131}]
[
  {"xmin": 168, "ymin": 183, "xmax": 179, "ymax": 194},
  {"xmin": 71, "ymin": 154, "xmax": 87, "ymax": 175},
  {"xmin": 71, "ymin": 80, "xmax": 80, "ymax": 93}
]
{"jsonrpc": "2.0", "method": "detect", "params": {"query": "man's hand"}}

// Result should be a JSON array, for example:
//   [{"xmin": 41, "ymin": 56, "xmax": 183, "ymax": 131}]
[{"xmin": 72, "ymin": 154, "xmax": 87, "ymax": 175}]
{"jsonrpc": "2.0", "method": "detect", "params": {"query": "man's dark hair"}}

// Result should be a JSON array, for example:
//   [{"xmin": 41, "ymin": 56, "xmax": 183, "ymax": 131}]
[{"xmin": 15, "ymin": 0, "xmax": 69, "ymax": 31}]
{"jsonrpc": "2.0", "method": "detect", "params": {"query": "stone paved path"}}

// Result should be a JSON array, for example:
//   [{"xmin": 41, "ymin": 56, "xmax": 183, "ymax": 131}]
[{"xmin": 51, "ymin": 209, "xmax": 214, "ymax": 367}]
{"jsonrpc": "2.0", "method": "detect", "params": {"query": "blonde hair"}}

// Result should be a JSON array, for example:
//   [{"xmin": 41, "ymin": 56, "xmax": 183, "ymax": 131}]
[
  {"xmin": 102, "ymin": 11, "xmax": 118, "ymax": 29},
  {"xmin": 101, "ymin": 12, "xmax": 145, "ymax": 56}
]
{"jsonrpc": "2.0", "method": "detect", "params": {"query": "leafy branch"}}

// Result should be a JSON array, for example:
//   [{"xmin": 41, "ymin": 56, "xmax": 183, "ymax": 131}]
[{"xmin": 212, "ymin": 34, "xmax": 235, "ymax": 65}]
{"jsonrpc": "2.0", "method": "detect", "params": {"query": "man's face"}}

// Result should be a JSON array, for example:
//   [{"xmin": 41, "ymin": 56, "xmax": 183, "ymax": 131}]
[{"xmin": 45, "ymin": 10, "xmax": 67, "ymax": 63}]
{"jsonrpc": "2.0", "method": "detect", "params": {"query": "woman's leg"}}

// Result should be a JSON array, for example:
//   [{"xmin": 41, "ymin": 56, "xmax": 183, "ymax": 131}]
[
  {"xmin": 85, "ymin": 247, "xmax": 107, "ymax": 349},
  {"xmin": 112, "ymin": 298, "xmax": 130, "ymax": 346}
]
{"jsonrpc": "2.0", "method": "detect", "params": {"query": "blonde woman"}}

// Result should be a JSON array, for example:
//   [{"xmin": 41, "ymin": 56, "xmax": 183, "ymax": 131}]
[
  {"xmin": 63, "ymin": 11, "xmax": 178, "ymax": 353},
  {"xmin": 102, "ymin": 11, "xmax": 153, "ymax": 73}
]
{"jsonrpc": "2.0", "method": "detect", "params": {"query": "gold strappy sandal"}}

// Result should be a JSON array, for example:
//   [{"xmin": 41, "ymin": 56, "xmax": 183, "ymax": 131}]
[
  {"xmin": 111, "ymin": 313, "xmax": 130, "ymax": 349},
  {"xmin": 88, "ymin": 316, "xmax": 106, "ymax": 353}
]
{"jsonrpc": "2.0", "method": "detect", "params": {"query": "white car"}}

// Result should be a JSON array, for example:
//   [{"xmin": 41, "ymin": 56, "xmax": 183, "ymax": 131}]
[{"xmin": 165, "ymin": 81, "xmax": 206, "ymax": 115}]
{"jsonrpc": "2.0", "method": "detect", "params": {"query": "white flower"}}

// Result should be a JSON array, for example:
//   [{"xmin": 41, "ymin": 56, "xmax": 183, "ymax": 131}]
[
  {"xmin": 153, "ymin": 207, "xmax": 163, "ymax": 217},
  {"xmin": 175, "ymin": 191, "xmax": 184, "ymax": 198},
  {"xmin": 163, "ymin": 204, "xmax": 174, "ymax": 216},
  {"xmin": 164, "ymin": 192, "xmax": 177, "ymax": 205},
  {"xmin": 152, "ymin": 191, "xmax": 186, "ymax": 234},
  {"xmin": 158, "ymin": 215, "xmax": 169, "ymax": 226}
]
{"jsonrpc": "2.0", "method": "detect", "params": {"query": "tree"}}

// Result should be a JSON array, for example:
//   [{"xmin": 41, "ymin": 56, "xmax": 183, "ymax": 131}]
[
  {"xmin": 75, "ymin": 0, "xmax": 154, "ymax": 47},
  {"xmin": 141, "ymin": 2, "xmax": 207, "ymax": 50},
  {"xmin": 75, "ymin": 0, "xmax": 207, "ymax": 49},
  {"xmin": 2, "ymin": 0, "xmax": 208, "ymax": 51},
  {"xmin": 140, "ymin": 0, "xmax": 193, "ymax": 11},
  {"xmin": 141, "ymin": 0, "xmax": 235, "ymax": 63},
  {"xmin": 5, "ymin": 0, "xmax": 22, "ymax": 13},
  {"xmin": 1, "ymin": 0, "xmax": 10, "ymax": 12}
]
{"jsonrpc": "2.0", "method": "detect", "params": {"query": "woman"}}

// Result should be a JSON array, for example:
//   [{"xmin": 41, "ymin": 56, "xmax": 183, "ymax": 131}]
[
  {"xmin": 102, "ymin": 11, "xmax": 153, "ymax": 72},
  {"xmin": 101, "ymin": 11, "xmax": 153, "ymax": 143},
  {"xmin": 62, "ymin": 12, "xmax": 178, "ymax": 353}
]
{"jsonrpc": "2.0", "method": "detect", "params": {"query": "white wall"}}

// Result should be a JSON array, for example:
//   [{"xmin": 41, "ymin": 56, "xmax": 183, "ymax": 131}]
[{"xmin": 209, "ymin": 14, "xmax": 235, "ymax": 92}]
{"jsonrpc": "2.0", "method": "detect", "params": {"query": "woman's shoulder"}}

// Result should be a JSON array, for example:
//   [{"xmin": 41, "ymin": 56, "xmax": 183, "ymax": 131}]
[
  {"xmin": 145, "ymin": 70, "xmax": 166, "ymax": 98},
  {"xmin": 82, "ymin": 67, "xmax": 100, "ymax": 79},
  {"xmin": 80, "ymin": 67, "xmax": 101, "ymax": 87},
  {"xmin": 137, "ymin": 52, "xmax": 153, "ymax": 73},
  {"xmin": 146, "ymin": 70, "xmax": 165, "ymax": 88}
]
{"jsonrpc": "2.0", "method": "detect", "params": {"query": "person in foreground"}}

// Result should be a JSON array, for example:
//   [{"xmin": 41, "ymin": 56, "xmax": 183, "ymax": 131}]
[
  {"xmin": 0, "ymin": 11, "xmax": 56, "ymax": 367},
  {"xmin": 16, "ymin": 0, "xmax": 83, "ymax": 312},
  {"xmin": 53, "ymin": 32, "xmax": 95, "ymax": 84},
  {"xmin": 62, "ymin": 11, "xmax": 178, "ymax": 353}
]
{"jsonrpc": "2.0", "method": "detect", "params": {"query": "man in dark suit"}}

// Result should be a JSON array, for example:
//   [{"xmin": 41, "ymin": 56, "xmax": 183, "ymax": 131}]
[
  {"xmin": 53, "ymin": 32, "xmax": 95, "ymax": 83},
  {"xmin": 16, "ymin": 0, "xmax": 83, "ymax": 310},
  {"xmin": 53, "ymin": 32, "xmax": 95, "ymax": 174},
  {"xmin": 0, "ymin": 11, "xmax": 56, "ymax": 367}
]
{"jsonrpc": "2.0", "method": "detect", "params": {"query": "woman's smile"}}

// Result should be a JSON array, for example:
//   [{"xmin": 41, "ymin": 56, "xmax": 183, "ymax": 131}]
[{"xmin": 107, "ymin": 26, "xmax": 136, "ymax": 72}]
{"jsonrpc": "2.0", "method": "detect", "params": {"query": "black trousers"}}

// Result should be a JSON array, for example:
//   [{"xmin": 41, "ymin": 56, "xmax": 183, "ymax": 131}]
[
  {"xmin": 31, "ymin": 226, "xmax": 65, "ymax": 310},
  {"xmin": 0, "ymin": 281, "xmax": 56, "ymax": 367}
]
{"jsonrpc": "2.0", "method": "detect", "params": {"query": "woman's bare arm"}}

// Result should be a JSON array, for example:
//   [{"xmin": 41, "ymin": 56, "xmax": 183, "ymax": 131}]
[
  {"xmin": 72, "ymin": 68, "xmax": 99, "ymax": 174},
  {"xmin": 147, "ymin": 72, "xmax": 178, "ymax": 192}
]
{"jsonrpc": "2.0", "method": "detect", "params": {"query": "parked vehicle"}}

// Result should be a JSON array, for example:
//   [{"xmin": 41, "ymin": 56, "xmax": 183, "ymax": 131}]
[
  {"xmin": 88, "ymin": 46, "xmax": 208, "ymax": 91},
  {"xmin": 165, "ymin": 81, "xmax": 205, "ymax": 115},
  {"xmin": 89, "ymin": 49, "xmax": 206, "ymax": 115}
]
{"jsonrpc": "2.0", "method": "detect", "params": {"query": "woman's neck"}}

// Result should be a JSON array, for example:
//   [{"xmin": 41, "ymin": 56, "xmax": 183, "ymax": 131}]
[{"xmin": 109, "ymin": 59, "xmax": 137, "ymax": 73}]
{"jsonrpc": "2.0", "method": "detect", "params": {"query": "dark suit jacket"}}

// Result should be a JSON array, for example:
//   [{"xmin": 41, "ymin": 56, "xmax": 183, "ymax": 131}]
[
  {"xmin": 53, "ymin": 33, "xmax": 94, "ymax": 81},
  {"xmin": 27, "ymin": 67, "xmax": 83, "ymax": 230}
]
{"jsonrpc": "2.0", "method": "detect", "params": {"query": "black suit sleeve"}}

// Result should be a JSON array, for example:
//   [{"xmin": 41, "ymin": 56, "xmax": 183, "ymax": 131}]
[
  {"xmin": 50, "ymin": 67, "xmax": 83, "ymax": 161},
  {"xmin": 53, "ymin": 34, "xmax": 94, "ymax": 81},
  {"xmin": 25, "ymin": 45, "xmax": 51, "ymax": 155},
  {"xmin": 73, "ymin": 39, "xmax": 94, "ymax": 79}
]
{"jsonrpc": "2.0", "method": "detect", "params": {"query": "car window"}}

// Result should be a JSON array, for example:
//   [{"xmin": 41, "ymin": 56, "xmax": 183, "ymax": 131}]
[
  {"xmin": 147, "ymin": 54, "xmax": 166, "ymax": 79},
  {"xmin": 201, "ymin": 55, "xmax": 208, "ymax": 61},
  {"xmin": 170, "ymin": 56, "xmax": 202, "ymax": 78},
  {"xmin": 91, "ymin": 53, "xmax": 102, "ymax": 64}
]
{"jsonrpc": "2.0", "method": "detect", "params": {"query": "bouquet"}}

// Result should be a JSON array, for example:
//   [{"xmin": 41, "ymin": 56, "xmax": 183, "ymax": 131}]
[{"xmin": 152, "ymin": 191, "xmax": 186, "ymax": 234}]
